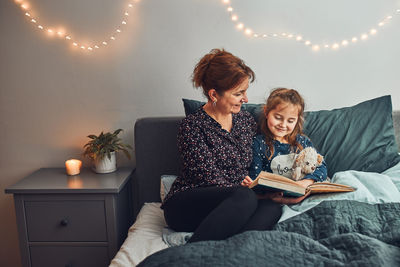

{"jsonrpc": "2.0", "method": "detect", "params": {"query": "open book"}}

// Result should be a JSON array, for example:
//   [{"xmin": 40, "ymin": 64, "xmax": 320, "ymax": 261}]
[{"xmin": 249, "ymin": 171, "xmax": 356, "ymax": 197}]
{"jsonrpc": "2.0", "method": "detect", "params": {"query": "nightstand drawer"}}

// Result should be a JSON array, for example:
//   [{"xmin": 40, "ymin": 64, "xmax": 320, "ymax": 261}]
[
  {"xmin": 30, "ymin": 246, "xmax": 109, "ymax": 267},
  {"xmin": 25, "ymin": 200, "xmax": 107, "ymax": 242}
]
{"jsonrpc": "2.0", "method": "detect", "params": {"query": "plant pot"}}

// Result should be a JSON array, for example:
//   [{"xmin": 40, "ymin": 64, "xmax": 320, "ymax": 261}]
[{"xmin": 93, "ymin": 151, "xmax": 117, "ymax": 174}]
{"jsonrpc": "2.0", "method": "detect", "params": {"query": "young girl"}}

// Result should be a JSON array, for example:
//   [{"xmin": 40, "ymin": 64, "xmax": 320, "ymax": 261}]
[{"xmin": 243, "ymin": 88, "xmax": 327, "ymax": 204}]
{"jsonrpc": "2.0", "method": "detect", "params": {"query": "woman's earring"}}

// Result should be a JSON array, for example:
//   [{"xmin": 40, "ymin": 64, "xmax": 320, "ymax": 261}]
[{"xmin": 212, "ymin": 100, "xmax": 217, "ymax": 107}]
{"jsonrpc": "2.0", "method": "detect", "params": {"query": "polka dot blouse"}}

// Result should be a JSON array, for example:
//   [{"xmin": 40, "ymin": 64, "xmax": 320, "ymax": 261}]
[{"xmin": 162, "ymin": 107, "xmax": 257, "ymax": 205}]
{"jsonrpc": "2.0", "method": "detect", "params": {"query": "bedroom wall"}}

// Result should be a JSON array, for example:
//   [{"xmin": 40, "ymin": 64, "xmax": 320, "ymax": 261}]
[{"xmin": 1, "ymin": 0, "xmax": 399, "ymax": 265}]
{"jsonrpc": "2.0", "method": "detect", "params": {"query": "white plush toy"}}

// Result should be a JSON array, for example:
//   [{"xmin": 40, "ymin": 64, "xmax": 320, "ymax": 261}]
[{"xmin": 292, "ymin": 147, "xmax": 324, "ymax": 181}]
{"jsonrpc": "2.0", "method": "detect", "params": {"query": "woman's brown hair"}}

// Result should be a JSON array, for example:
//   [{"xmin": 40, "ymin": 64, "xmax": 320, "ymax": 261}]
[
  {"xmin": 192, "ymin": 48, "xmax": 255, "ymax": 99},
  {"xmin": 260, "ymin": 88, "xmax": 305, "ymax": 159}
]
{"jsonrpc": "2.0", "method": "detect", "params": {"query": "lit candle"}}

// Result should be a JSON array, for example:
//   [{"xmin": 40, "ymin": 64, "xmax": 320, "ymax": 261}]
[{"xmin": 65, "ymin": 159, "xmax": 82, "ymax": 175}]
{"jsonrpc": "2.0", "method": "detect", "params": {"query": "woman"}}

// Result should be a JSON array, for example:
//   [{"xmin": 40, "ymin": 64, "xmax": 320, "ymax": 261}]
[{"xmin": 161, "ymin": 49, "xmax": 282, "ymax": 243}]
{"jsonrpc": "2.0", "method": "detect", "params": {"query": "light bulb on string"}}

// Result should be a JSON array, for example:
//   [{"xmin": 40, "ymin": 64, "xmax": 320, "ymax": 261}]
[
  {"xmin": 14, "ymin": 0, "xmax": 138, "ymax": 52},
  {"xmin": 221, "ymin": 0, "xmax": 400, "ymax": 52}
]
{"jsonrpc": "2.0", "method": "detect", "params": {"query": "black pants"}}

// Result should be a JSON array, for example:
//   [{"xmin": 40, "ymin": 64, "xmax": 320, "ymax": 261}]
[{"xmin": 163, "ymin": 186, "xmax": 282, "ymax": 243}]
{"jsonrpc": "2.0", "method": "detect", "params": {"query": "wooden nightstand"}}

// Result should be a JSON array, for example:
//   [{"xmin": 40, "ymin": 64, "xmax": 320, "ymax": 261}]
[{"xmin": 5, "ymin": 167, "xmax": 134, "ymax": 267}]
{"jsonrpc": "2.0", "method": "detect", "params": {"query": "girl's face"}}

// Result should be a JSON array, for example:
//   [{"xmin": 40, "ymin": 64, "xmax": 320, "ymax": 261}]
[
  {"xmin": 267, "ymin": 102, "xmax": 299, "ymax": 142},
  {"xmin": 215, "ymin": 77, "xmax": 249, "ymax": 114}
]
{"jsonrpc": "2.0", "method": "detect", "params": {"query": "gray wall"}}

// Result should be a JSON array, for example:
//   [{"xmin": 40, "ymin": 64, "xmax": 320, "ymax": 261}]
[{"xmin": 1, "ymin": 0, "xmax": 399, "ymax": 265}]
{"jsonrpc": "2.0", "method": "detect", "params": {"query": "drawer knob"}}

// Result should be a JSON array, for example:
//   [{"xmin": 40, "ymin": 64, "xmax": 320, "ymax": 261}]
[{"xmin": 60, "ymin": 218, "xmax": 69, "ymax": 226}]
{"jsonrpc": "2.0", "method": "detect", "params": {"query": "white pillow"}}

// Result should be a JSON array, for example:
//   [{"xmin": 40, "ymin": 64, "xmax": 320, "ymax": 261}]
[{"xmin": 160, "ymin": 175, "xmax": 177, "ymax": 201}]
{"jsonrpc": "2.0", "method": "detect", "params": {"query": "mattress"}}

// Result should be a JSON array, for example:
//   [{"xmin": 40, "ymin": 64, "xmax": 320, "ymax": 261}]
[{"xmin": 109, "ymin": 202, "xmax": 168, "ymax": 267}]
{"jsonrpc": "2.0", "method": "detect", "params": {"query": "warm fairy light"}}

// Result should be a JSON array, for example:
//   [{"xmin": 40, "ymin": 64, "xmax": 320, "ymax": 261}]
[
  {"xmin": 222, "ymin": 2, "xmax": 400, "ymax": 52},
  {"xmin": 312, "ymin": 45, "xmax": 320, "ymax": 51},
  {"xmin": 15, "ymin": 0, "xmax": 138, "ymax": 52}
]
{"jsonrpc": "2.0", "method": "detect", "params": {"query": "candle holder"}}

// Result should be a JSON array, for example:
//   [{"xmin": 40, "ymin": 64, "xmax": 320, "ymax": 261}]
[{"xmin": 65, "ymin": 159, "xmax": 82, "ymax": 175}]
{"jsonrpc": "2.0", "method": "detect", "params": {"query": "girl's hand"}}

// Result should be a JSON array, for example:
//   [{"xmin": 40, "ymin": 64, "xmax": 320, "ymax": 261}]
[{"xmin": 241, "ymin": 176, "xmax": 253, "ymax": 187}]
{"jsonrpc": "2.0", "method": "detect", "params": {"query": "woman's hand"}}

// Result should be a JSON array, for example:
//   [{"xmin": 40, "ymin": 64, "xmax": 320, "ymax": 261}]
[
  {"xmin": 266, "ymin": 191, "xmax": 311, "ymax": 204},
  {"xmin": 241, "ymin": 176, "xmax": 253, "ymax": 187}
]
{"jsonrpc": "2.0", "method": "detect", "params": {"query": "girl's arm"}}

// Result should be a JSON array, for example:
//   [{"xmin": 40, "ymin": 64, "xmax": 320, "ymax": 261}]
[
  {"xmin": 248, "ymin": 136, "xmax": 265, "ymax": 180},
  {"xmin": 302, "ymin": 136, "xmax": 328, "ymax": 182}
]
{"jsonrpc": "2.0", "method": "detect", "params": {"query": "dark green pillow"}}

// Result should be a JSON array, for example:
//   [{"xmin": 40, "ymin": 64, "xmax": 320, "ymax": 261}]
[
  {"xmin": 182, "ymin": 98, "xmax": 263, "ymax": 123},
  {"xmin": 303, "ymin": 95, "xmax": 400, "ymax": 177},
  {"xmin": 182, "ymin": 96, "xmax": 400, "ymax": 177}
]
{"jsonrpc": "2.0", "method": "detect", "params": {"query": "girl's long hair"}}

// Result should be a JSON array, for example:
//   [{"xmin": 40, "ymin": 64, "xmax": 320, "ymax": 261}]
[{"xmin": 260, "ymin": 88, "xmax": 305, "ymax": 159}]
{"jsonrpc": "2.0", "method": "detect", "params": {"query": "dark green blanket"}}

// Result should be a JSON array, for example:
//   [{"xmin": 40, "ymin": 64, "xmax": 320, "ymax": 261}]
[{"xmin": 138, "ymin": 200, "xmax": 400, "ymax": 266}]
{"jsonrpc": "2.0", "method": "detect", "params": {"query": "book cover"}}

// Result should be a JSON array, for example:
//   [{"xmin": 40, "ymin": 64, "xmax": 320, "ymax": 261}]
[{"xmin": 249, "ymin": 171, "xmax": 355, "ymax": 197}]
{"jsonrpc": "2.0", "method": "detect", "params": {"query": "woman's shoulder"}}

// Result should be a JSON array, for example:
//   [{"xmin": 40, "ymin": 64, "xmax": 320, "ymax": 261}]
[
  {"xmin": 235, "ymin": 110, "xmax": 257, "ymax": 131},
  {"xmin": 236, "ymin": 110, "xmax": 255, "ymax": 121},
  {"xmin": 180, "ymin": 108, "xmax": 206, "ymax": 126}
]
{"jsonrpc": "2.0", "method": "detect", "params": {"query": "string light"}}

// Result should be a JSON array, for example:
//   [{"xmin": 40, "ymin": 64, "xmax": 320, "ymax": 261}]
[
  {"xmin": 221, "ymin": 0, "xmax": 400, "ymax": 52},
  {"xmin": 14, "ymin": 0, "xmax": 140, "ymax": 52}
]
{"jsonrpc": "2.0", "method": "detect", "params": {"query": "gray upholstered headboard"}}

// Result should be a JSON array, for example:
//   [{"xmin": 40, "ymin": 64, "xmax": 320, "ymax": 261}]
[{"xmin": 131, "ymin": 111, "xmax": 400, "ymax": 219}]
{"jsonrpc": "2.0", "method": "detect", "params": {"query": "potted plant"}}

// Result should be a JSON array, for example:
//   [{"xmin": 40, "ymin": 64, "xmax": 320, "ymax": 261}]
[{"xmin": 83, "ymin": 129, "xmax": 132, "ymax": 173}]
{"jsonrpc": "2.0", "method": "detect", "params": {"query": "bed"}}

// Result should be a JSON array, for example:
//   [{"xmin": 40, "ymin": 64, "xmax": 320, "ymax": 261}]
[{"xmin": 110, "ymin": 95, "xmax": 400, "ymax": 266}]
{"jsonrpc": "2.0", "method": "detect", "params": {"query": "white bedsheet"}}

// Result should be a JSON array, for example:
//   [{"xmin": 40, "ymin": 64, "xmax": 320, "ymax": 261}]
[{"xmin": 109, "ymin": 202, "xmax": 168, "ymax": 267}]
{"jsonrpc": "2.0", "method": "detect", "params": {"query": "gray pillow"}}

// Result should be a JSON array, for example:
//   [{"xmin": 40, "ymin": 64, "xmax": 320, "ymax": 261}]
[{"xmin": 182, "ymin": 96, "xmax": 400, "ymax": 177}]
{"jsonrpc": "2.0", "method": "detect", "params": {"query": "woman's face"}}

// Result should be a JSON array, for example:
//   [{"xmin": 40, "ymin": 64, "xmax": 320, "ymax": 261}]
[{"xmin": 215, "ymin": 77, "xmax": 249, "ymax": 114}]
